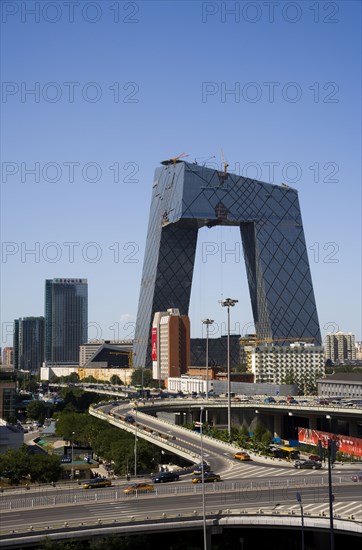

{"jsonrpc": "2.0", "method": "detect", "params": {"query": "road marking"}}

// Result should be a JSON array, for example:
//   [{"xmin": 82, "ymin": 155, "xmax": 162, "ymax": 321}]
[
  {"xmin": 304, "ymin": 503, "xmax": 328, "ymax": 511},
  {"xmin": 335, "ymin": 501, "xmax": 362, "ymax": 514}
]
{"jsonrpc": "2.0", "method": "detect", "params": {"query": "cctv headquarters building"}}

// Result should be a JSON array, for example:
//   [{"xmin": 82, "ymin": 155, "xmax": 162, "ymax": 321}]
[{"xmin": 134, "ymin": 161, "xmax": 321, "ymax": 369}]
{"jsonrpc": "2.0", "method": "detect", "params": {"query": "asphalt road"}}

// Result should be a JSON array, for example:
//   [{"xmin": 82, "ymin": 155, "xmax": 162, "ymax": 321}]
[{"xmin": 1, "ymin": 484, "xmax": 362, "ymax": 534}]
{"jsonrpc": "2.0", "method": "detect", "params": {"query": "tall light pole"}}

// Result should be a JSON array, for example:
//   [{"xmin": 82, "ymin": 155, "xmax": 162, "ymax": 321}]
[
  {"xmin": 219, "ymin": 298, "xmax": 238, "ymax": 437},
  {"xmin": 134, "ymin": 406, "xmax": 138, "ymax": 477},
  {"xmin": 71, "ymin": 431, "xmax": 75, "ymax": 480},
  {"xmin": 296, "ymin": 492, "xmax": 305, "ymax": 550},
  {"xmin": 200, "ymin": 405, "xmax": 207, "ymax": 550},
  {"xmin": 202, "ymin": 319, "xmax": 214, "ymax": 400},
  {"xmin": 326, "ymin": 415, "xmax": 335, "ymax": 550}
]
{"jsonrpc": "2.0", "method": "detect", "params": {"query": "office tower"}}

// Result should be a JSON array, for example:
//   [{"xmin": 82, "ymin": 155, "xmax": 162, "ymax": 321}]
[
  {"xmin": 134, "ymin": 161, "xmax": 321, "ymax": 368},
  {"xmin": 325, "ymin": 332, "xmax": 356, "ymax": 362},
  {"xmin": 2, "ymin": 347, "xmax": 14, "ymax": 368},
  {"xmin": 13, "ymin": 317, "xmax": 44, "ymax": 371},
  {"xmin": 45, "ymin": 278, "xmax": 88, "ymax": 364},
  {"xmin": 151, "ymin": 309, "xmax": 190, "ymax": 381}
]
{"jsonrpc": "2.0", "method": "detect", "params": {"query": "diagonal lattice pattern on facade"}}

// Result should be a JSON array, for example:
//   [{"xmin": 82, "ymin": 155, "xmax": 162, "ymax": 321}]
[{"xmin": 134, "ymin": 162, "xmax": 321, "ymax": 369}]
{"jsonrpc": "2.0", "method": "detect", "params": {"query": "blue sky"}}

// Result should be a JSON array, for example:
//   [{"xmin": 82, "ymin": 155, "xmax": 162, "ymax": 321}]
[{"xmin": 1, "ymin": 0, "xmax": 361, "ymax": 348}]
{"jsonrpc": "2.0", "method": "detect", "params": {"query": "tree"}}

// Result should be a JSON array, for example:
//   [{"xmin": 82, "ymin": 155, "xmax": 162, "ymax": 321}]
[
  {"xmin": 261, "ymin": 430, "xmax": 273, "ymax": 449},
  {"xmin": 253, "ymin": 422, "xmax": 265, "ymax": 442},
  {"xmin": 282, "ymin": 370, "xmax": 296, "ymax": 385},
  {"xmin": 28, "ymin": 454, "xmax": 62, "ymax": 483},
  {"xmin": 110, "ymin": 375, "xmax": 123, "ymax": 385},
  {"xmin": 0, "ymin": 447, "xmax": 29, "ymax": 484},
  {"xmin": 26, "ymin": 400, "xmax": 48, "ymax": 423},
  {"xmin": 131, "ymin": 369, "xmax": 154, "ymax": 388},
  {"xmin": 81, "ymin": 376, "xmax": 99, "ymax": 384},
  {"xmin": 58, "ymin": 387, "xmax": 101, "ymax": 413}
]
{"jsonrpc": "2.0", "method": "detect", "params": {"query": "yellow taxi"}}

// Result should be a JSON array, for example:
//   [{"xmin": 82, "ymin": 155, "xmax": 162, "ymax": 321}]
[
  {"xmin": 192, "ymin": 471, "xmax": 221, "ymax": 483},
  {"xmin": 234, "ymin": 451, "xmax": 251, "ymax": 461},
  {"xmin": 82, "ymin": 478, "xmax": 112, "ymax": 489},
  {"xmin": 123, "ymin": 482, "xmax": 154, "ymax": 495}
]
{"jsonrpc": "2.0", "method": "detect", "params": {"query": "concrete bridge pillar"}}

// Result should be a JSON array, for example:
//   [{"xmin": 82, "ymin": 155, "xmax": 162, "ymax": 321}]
[
  {"xmin": 273, "ymin": 414, "xmax": 282, "ymax": 439},
  {"xmin": 309, "ymin": 416, "xmax": 318, "ymax": 430},
  {"xmin": 348, "ymin": 420, "xmax": 359, "ymax": 437}
]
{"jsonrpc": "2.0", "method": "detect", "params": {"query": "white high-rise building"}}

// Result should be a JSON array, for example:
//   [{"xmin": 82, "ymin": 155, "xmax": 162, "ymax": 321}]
[
  {"xmin": 325, "ymin": 332, "xmax": 356, "ymax": 362},
  {"xmin": 247, "ymin": 342, "xmax": 325, "ymax": 395}
]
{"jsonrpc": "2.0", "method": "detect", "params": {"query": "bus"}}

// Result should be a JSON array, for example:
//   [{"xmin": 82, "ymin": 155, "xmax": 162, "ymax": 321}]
[
  {"xmin": 135, "ymin": 386, "xmax": 151, "ymax": 398},
  {"xmin": 271, "ymin": 446, "xmax": 300, "ymax": 460}
]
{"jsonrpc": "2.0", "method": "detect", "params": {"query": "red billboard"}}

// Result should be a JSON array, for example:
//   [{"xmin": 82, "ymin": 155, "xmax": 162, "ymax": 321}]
[
  {"xmin": 151, "ymin": 328, "xmax": 157, "ymax": 361},
  {"xmin": 298, "ymin": 428, "xmax": 362, "ymax": 457}
]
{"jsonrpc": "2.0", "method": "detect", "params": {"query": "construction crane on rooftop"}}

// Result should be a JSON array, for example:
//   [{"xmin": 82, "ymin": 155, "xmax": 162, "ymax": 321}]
[
  {"xmin": 253, "ymin": 336, "xmax": 315, "ymax": 345},
  {"xmin": 220, "ymin": 149, "xmax": 229, "ymax": 174},
  {"xmin": 161, "ymin": 152, "xmax": 189, "ymax": 166}
]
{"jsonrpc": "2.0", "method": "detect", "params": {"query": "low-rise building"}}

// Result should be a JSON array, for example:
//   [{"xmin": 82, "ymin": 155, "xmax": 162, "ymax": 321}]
[
  {"xmin": 317, "ymin": 372, "xmax": 362, "ymax": 398},
  {"xmin": 79, "ymin": 340, "xmax": 133, "ymax": 367},
  {"xmin": 0, "ymin": 419, "xmax": 23, "ymax": 453}
]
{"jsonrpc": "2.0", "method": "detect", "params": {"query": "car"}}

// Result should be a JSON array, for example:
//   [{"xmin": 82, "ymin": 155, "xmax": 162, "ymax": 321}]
[
  {"xmin": 151, "ymin": 471, "xmax": 180, "ymax": 483},
  {"xmin": 192, "ymin": 471, "xmax": 222, "ymax": 483},
  {"xmin": 234, "ymin": 451, "xmax": 251, "ymax": 461},
  {"xmin": 351, "ymin": 471, "xmax": 362, "ymax": 482},
  {"xmin": 309, "ymin": 454, "xmax": 322, "ymax": 461},
  {"xmin": 124, "ymin": 414, "xmax": 135, "ymax": 423},
  {"xmin": 123, "ymin": 483, "xmax": 154, "ymax": 494},
  {"xmin": 82, "ymin": 477, "xmax": 112, "ymax": 489},
  {"xmin": 193, "ymin": 463, "xmax": 211, "ymax": 475},
  {"xmin": 294, "ymin": 459, "xmax": 322, "ymax": 470},
  {"xmin": 264, "ymin": 397, "xmax": 276, "ymax": 403}
]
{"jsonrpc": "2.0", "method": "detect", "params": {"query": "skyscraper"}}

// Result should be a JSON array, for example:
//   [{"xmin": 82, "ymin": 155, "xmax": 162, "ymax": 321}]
[
  {"xmin": 151, "ymin": 309, "xmax": 190, "ymax": 381},
  {"xmin": 44, "ymin": 278, "xmax": 88, "ymax": 364},
  {"xmin": 13, "ymin": 317, "xmax": 44, "ymax": 371},
  {"xmin": 134, "ymin": 161, "xmax": 321, "ymax": 369}
]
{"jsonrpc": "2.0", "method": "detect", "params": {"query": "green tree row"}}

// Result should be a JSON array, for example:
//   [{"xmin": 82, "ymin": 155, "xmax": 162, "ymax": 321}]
[
  {"xmin": 0, "ymin": 446, "xmax": 62, "ymax": 485},
  {"xmin": 55, "ymin": 412, "xmax": 160, "ymax": 476}
]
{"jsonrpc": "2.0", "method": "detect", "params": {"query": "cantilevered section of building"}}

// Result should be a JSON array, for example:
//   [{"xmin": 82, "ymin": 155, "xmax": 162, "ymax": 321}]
[{"xmin": 134, "ymin": 160, "xmax": 321, "ymax": 368}]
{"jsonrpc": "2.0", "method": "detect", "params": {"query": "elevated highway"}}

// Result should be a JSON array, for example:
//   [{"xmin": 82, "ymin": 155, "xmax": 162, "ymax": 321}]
[{"xmin": 1, "ymin": 397, "xmax": 360, "ymax": 548}]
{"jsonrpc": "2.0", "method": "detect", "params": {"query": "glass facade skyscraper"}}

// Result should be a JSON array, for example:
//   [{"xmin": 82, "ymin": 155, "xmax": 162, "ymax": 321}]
[
  {"xmin": 134, "ymin": 161, "xmax": 321, "ymax": 369},
  {"xmin": 13, "ymin": 316, "xmax": 44, "ymax": 371},
  {"xmin": 45, "ymin": 278, "xmax": 88, "ymax": 363}
]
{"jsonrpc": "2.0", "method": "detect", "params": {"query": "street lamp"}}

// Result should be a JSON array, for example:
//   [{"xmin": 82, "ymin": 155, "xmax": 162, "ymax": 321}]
[
  {"xmin": 296, "ymin": 492, "xmax": 305, "ymax": 550},
  {"xmin": 326, "ymin": 415, "xmax": 335, "ymax": 550},
  {"xmin": 134, "ymin": 406, "xmax": 138, "ymax": 477},
  {"xmin": 219, "ymin": 298, "xmax": 238, "ymax": 437},
  {"xmin": 202, "ymin": 319, "xmax": 214, "ymax": 400},
  {"xmin": 71, "ymin": 431, "xmax": 75, "ymax": 480},
  {"xmin": 199, "ymin": 405, "xmax": 207, "ymax": 550}
]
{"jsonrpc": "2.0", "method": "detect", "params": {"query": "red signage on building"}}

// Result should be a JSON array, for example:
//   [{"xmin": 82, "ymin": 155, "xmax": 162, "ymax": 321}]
[
  {"xmin": 151, "ymin": 328, "xmax": 157, "ymax": 361},
  {"xmin": 298, "ymin": 427, "xmax": 362, "ymax": 457}
]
